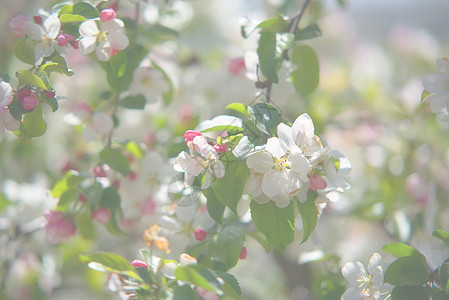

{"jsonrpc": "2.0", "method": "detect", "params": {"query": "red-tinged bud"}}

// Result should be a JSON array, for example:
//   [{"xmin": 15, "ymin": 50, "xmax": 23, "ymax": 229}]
[
  {"xmin": 18, "ymin": 88, "xmax": 31, "ymax": 101},
  {"xmin": 61, "ymin": 161, "xmax": 76, "ymax": 173},
  {"xmin": 128, "ymin": 171, "xmax": 137, "ymax": 181},
  {"xmin": 33, "ymin": 15, "xmax": 43, "ymax": 25},
  {"xmin": 193, "ymin": 228, "xmax": 207, "ymax": 241},
  {"xmin": 113, "ymin": 179, "xmax": 120, "ymax": 189},
  {"xmin": 78, "ymin": 194, "xmax": 87, "ymax": 203},
  {"xmin": 100, "ymin": 8, "xmax": 117, "ymax": 22},
  {"xmin": 45, "ymin": 90, "xmax": 56, "ymax": 98},
  {"xmin": 93, "ymin": 165, "xmax": 107, "ymax": 178},
  {"xmin": 228, "ymin": 57, "xmax": 245, "ymax": 75},
  {"xmin": 22, "ymin": 95, "xmax": 38, "ymax": 111},
  {"xmin": 125, "ymin": 153, "xmax": 134, "ymax": 163},
  {"xmin": 91, "ymin": 207, "xmax": 111, "ymax": 224},
  {"xmin": 239, "ymin": 246, "xmax": 247, "ymax": 259},
  {"xmin": 57, "ymin": 33, "xmax": 76, "ymax": 47},
  {"xmin": 184, "ymin": 130, "xmax": 202, "ymax": 144},
  {"xmin": 309, "ymin": 174, "xmax": 327, "ymax": 191},
  {"xmin": 72, "ymin": 40, "xmax": 79, "ymax": 49},
  {"xmin": 213, "ymin": 144, "xmax": 227, "ymax": 153},
  {"xmin": 131, "ymin": 260, "xmax": 148, "ymax": 270}
]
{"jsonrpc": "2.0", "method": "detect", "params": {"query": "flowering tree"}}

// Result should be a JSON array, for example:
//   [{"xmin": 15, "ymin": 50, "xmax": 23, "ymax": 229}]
[{"xmin": 1, "ymin": 0, "xmax": 449, "ymax": 299}]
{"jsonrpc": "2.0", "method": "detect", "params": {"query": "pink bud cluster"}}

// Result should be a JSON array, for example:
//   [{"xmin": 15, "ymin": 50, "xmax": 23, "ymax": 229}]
[{"xmin": 43, "ymin": 210, "xmax": 76, "ymax": 244}]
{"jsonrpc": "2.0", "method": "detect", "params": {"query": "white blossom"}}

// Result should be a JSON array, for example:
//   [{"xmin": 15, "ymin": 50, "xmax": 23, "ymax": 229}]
[{"xmin": 422, "ymin": 57, "xmax": 449, "ymax": 121}]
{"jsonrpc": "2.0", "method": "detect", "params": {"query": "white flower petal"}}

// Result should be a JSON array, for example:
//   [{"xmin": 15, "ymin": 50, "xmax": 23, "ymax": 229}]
[
  {"xmin": 25, "ymin": 22, "xmax": 44, "ymax": 40},
  {"xmin": 246, "ymin": 151, "xmax": 274, "ymax": 173},
  {"xmin": 79, "ymin": 20, "xmax": 99, "ymax": 37},
  {"xmin": 272, "ymin": 192, "xmax": 290, "ymax": 208},
  {"xmin": 245, "ymin": 173, "xmax": 263, "ymax": 197},
  {"xmin": 0, "ymin": 81, "xmax": 13, "ymax": 107},
  {"xmin": 341, "ymin": 286, "xmax": 364, "ymax": 300},
  {"xmin": 108, "ymin": 31, "xmax": 129, "ymax": 50},
  {"xmin": 44, "ymin": 15, "xmax": 61, "ymax": 39},
  {"xmin": 288, "ymin": 152, "xmax": 310, "ymax": 181},
  {"xmin": 342, "ymin": 261, "xmax": 366, "ymax": 284},
  {"xmin": 201, "ymin": 167, "xmax": 213, "ymax": 189},
  {"xmin": 79, "ymin": 36, "xmax": 97, "ymax": 55},
  {"xmin": 266, "ymin": 137, "xmax": 287, "ymax": 159},
  {"xmin": 101, "ymin": 19, "xmax": 125, "ymax": 32},
  {"xmin": 261, "ymin": 169, "xmax": 281, "ymax": 197}
]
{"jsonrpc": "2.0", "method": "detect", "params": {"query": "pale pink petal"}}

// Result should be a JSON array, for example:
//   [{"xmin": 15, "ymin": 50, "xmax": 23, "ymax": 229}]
[
  {"xmin": 245, "ymin": 173, "xmax": 263, "ymax": 197},
  {"xmin": 3, "ymin": 110, "xmax": 20, "ymax": 132},
  {"xmin": 266, "ymin": 137, "xmax": 287, "ymax": 159},
  {"xmin": 292, "ymin": 113, "xmax": 315, "ymax": 146},
  {"xmin": 44, "ymin": 15, "xmax": 61, "ymax": 39},
  {"xmin": 9, "ymin": 15, "xmax": 30, "ymax": 37},
  {"xmin": 108, "ymin": 31, "xmax": 129, "ymax": 50}
]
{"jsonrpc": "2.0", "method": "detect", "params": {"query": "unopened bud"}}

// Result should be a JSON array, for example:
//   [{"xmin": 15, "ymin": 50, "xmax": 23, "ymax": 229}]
[
  {"xmin": 131, "ymin": 259, "xmax": 148, "ymax": 270},
  {"xmin": 213, "ymin": 144, "xmax": 227, "ymax": 153},
  {"xmin": 33, "ymin": 15, "xmax": 43, "ymax": 25},
  {"xmin": 57, "ymin": 33, "xmax": 76, "ymax": 47},
  {"xmin": 22, "ymin": 95, "xmax": 38, "ymax": 111},
  {"xmin": 239, "ymin": 246, "xmax": 247, "ymax": 259},
  {"xmin": 18, "ymin": 88, "xmax": 31, "ymax": 101},
  {"xmin": 91, "ymin": 207, "xmax": 111, "ymax": 224},
  {"xmin": 100, "ymin": 8, "xmax": 117, "ymax": 22},
  {"xmin": 184, "ymin": 130, "xmax": 202, "ymax": 144},
  {"xmin": 193, "ymin": 228, "xmax": 207, "ymax": 241}
]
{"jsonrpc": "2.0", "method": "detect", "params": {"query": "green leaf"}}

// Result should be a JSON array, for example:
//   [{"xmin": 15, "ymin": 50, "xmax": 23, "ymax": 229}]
[
  {"xmin": 20, "ymin": 104, "xmax": 47, "ymax": 138},
  {"xmin": 126, "ymin": 141, "xmax": 145, "ymax": 159},
  {"xmin": 85, "ymin": 183, "xmax": 103, "ymax": 210},
  {"xmin": 79, "ymin": 253, "xmax": 140, "ymax": 280},
  {"xmin": 204, "ymin": 187, "xmax": 225, "ymax": 224},
  {"xmin": 99, "ymin": 187, "xmax": 121, "ymax": 211},
  {"xmin": 119, "ymin": 95, "xmax": 146, "ymax": 109},
  {"xmin": 433, "ymin": 230, "xmax": 449, "ymax": 247},
  {"xmin": 382, "ymin": 243, "xmax": 427, "ymax": 264},
  {"xmin": 247, "ymin": 103, "xmax": 283, "ymax": 136},
  {"xmin": 210, "ymin": 223, "xmax": 245, "ymax": 270},
  {"xmin": 439, "ymin": 262, "xmax": 449, "ymax": 294},
  {"xmin": 8, "ymin": 97, "xmax": 23, "ymax": 121},
  {"xmin": 173, "ymin": 285, "xmax": 197, "ymax": 300},
  {"xmin": 296, "ymin": 194, "xmax": 319, "ymax": 245},
  {"xmin": 56, "ymin": 189, "xmax": 76, "ymax": 211},
  {"xmin": 256, "ymin": 15, "xmax": 288, "ymax": 33},
  {"xmin": 58, "ymin": 4, "xmax": 73, "ymax": 17},
  {"xmin": 174, "ymin": 265, "xmax": 222, "ymax": 295},
  {"xmin": 290, "ymin": 45, "xmax": 320, "ymax": 97},
  {"xmin": 102, "ymin": 45, "xmax": 146, "ymax": 92},
  {"xmin": 16, "ymin": 70, "xmax": 48, "ymax": 90},
  {"xmin": 40, "ymin": 95, "xmax": 58, "ymax": 112},
  {"xmin": 99, "ymin": 147, "xmax": 130, "ymax": 176},
  {"xmin": 246, "ymin": 231, "xmax": 271, "ymax": 252},
  {"xmin": 216, "ymin": 271, "xmax": 241, "ymax": 298},
  {"xmin": 0, "ymin": 193, "xmax": 11, "ymax": 212},
  {"xmin": 35, "ymin": 71, "xmax": 53, "ymax": 90},
  {"xmin": 73, "ymin": 2, "xmax": 99, "ymax": 19},
  {"xmin": 226, "ymin": 103, "xmax": 250, "ymax": 116},
  {"xmin": 421, "ymin": 90, "xmax": 431, "ymax": 101},
  {"xmin": 426, "ymin": 285, "xmax": 447, "ymax": 300},
  {"xmin": 250, "ymin": 200, "xmax": 295, "ymax": 250},
  {"xmin": 77, "ymin": 211, "xmax": 95, "ymax": 240},
  {"xmin": 59, "ymin": 14, "xmax": 87, "ymax": 23},
  {"xmin": 0, "ymin": 71, "xmax": 10, "ymax": 82},
  {"xmin": 14, "ymin": 38, "xmax": 36, "ymax": 65},
  {"xmin": 391, "ymin": 286, "xmax": 429, "ymax": 300},
  {"xmin": 211, "ymin": 152, "xmax": 250, "ymax": 213},
  {"xmin": 384, "ymin": 256, "xmax": 430, "ymax": 286},
  {"xmin": 139, "ymin": 249, "xmax": 153, "ymax": 267},
  {"xmin": 39, "ymin": 55, "xmax": 74, "ymax": 76},
  {"xmin": 295, "ymin": 22, "xmax": 322, "ymax": 41},
  {"xmin": 257, "ymin": 32, "xmax": 293, "ymax": 83}
]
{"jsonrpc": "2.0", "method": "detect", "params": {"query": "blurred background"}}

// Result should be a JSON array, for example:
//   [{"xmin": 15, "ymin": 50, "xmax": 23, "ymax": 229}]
[{"xmin": 1, "ymin": 0, "xmax": 449, "ymax": 299}]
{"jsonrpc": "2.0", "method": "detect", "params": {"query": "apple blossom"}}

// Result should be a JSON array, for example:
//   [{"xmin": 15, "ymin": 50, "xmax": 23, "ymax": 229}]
[
  {"xmin": 184, "ymin": 130, "xmax": 202, "ymax": 144},
  {"xmin": 78, "ymin": 17, "xmax": 129, "ymax": 61},
  {"xmin": 422, "ymin": 57, "xmax": 449, "ymax": 120},
  {"xmin": 91, "ymin": 207, "xmax": 111, "ymax": 224},
  {"xmin": 309, "ymin": 174, "xmax": 327, "ymax": 191},
  {"xmin": 25, "ymin": 14, "xmax": 61, "ymax": 61},
  {"xmin": 43, "ymin": 210, "xmax": 76, "ymax": 244},
  {"xmin": 0, "ymin": 81, "xmax": 13, "ymax": 107},
  {"xmin": 341, "ymin": 253, "xmax": 391, "ymax": 300},
  {"xmin": 179, "ymin": 253, "xmax": 197, "ymax": 266},
  {"xmin": 9, "ymin": 15, "xmax": 31, "ymax": 37},
  {"xmin": 0, "ymin": 107, "xmax": 20, "ymax": 139},
  {"xmin": 174, "ymin": 135, "xmax": 225, "ymax": 189},
  {"xmin": 129, "ymin": 67, "xmax": 170, "ymax": 102}
]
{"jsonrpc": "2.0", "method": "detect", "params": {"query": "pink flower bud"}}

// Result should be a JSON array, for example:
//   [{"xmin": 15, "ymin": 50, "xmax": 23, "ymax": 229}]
[
  {"xmin": 22, "ymin": 95, "xmax": 38, "ymax": 111},
  {"xmin": 113, "ymin": 179, "xmax": 121, "ymax": 189},
  {"xmin": 128, "ymin": 171, "xmax": 137, "ymax": 181},
  {"xmin": 33, "ymin": 15, "xmax": 43, "ymax": 25},
  {"xmin": 43, "ymin": 210, "xmax": 76, "ymax": 244},
  {"xmin": 193, "ymin": 228, "xmax": 207, "ymax": 241},
  {"xmin": 18, "ymin": 88, "xmax": 31, "ymax": 101},
  {"xmin": 239, "ymin": 246, "xmax": 247, "ymax": 259},
  {"xmin": 184, "ymin": 130, "xmax": 202, "ymax": 144},
  {"xmin": 93, "ymin": 165, "xmax": 107, "ymax": 178},
  {"xmin": 91, "ymin": 207, "xmax": 111, "ymax": 224},
  {"xmin": 72, "ymin": 40, "xmax": 79, "ymax": 49},
  {"xmin": 100, "ymin": 8, "xmax": 117, "ymax": 22},
  {"xmin": 131, "ymin": 259, "xmax": 148, "ymax": 270},
  {"xmin": 45, "ymin": 90, "xmax": 56, "ymax": 98},
  {"xmin": 213, "ymin": 144, "xmax": 227, "ymax": 153},
  {"xmin": 57, "ymin": 33, "xmax": 76, "ymax": 47},
  {"xmin": 228, "ymin": 57, "xmax": 245, "ymax": 75},
  {"xmin": 309, "ymin": 174, "xmax": 327, "ymax": 191},
  {"xmin": 9, "ymin": 15, "xmax": 30, "ymax": 37},
  {"xmin": 78, "ymin": 194, "xmax": 87, "ymax": 203},
  {"xmin": 140, "ymin": 197, "xmax": 157, "ymax": 216}
]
